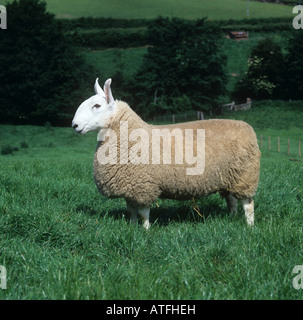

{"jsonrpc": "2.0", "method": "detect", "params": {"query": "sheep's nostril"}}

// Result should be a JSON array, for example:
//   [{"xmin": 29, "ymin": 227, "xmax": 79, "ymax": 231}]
[{"xmin": 72, "ymin": 123, "xmax": 78, "ymax": 129}]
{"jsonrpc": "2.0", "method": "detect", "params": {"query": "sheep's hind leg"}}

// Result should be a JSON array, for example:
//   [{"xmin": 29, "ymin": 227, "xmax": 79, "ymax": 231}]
[
  {"xmin": 225, "ymin": 192, "xmax": 238, "ymax": 214},
  {"xmin": 138, "ymin": 207, "xmax": 150, "ymax": 230},
  {"xmin": 241, "ymin": 198, "xmax": 254, "ymax": 227},
  {"xmin": 127, "ymin": 203, "xmax": 138, "ymax": 224}
]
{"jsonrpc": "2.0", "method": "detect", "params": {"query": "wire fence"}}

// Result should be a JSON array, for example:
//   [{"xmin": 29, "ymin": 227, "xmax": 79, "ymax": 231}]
[
  {"xmin": 259, "ymin": 134, "xmax": 302, "ymax": 158},
  {"xmin": 147, "ymin": 99, "xmax": 252, "ymax": 123}
]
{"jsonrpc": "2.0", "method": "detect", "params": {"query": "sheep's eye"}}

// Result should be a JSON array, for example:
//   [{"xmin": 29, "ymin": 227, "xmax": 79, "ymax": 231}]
[{"xmin": 93, "ymin": 104, "xmax": 101, "ymax": 109}]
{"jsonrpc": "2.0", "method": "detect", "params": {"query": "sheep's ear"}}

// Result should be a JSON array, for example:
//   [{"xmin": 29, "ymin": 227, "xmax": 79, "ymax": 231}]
[
  {"xmin": 104, "ymin": 78, "xmax": 116, "ymax": 107},
  {"xmin": 94, "ymin": 78, "xmax": 105, "ymax": 96}
]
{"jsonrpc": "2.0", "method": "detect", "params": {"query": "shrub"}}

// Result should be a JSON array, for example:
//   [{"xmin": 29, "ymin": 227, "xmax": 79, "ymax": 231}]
[
  {"xmin": 232, "ymin": 38, "xmax": 285, "ymax": 101},
  {"xmin": 59, "ymin": 17, "xmax": 150, "ymax": 31},
  {"xmin": 1, "ymin": 145, "xmax": 18, "ymax": 155},
  {"xmin": 70, "ymin": 29, "xmax": 147, "ymax": 49},
  {"xmin": 20, "ymin": 141, "xmax": 29, "ymax": 148}
]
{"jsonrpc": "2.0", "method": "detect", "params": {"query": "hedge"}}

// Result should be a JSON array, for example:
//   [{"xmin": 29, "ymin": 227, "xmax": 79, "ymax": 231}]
[
  {"xmin": 60, "ymin": 17, "xmax": 295, "ymax": 49},
  {"xmin": 58, "ymin": 16, "xmax": 293, "ymax": 30},
  {"xmin": 58, "ymin": 17, "xmax": 150, "ymax": 31},
  {"xmin": 69, "ymin": 29, "xmax": 147, "ymax": 49}
]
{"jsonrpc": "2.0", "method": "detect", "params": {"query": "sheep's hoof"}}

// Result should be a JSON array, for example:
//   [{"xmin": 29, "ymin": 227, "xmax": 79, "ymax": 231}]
[{"xmin": 143, "ymin": 220, "xmax": 150, "ymax": 230}]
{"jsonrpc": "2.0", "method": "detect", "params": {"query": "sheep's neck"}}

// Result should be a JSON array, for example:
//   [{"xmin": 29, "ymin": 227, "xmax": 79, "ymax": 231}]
[{"xmin": 97, "ymin": 101, "xmax": 148, "ymax": 142}]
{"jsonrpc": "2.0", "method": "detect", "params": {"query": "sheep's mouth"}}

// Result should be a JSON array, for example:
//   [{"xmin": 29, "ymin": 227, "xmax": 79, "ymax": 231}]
[{"xmin": 75, "ymin": 128, "xmax": 84, "ymax": 134}]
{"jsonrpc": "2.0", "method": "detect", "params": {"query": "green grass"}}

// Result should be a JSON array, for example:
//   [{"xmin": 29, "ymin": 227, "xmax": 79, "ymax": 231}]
[
  {"xmin": 0, "ymin": 0, "xmax": 294, "ymax": 19},
  {"xmin": 0, "ymin": 102, "xmax": 303, "ymax": 299},
  {"xmin": 39, "ymin": 0, "xmax": 294, "ymax": 20}
]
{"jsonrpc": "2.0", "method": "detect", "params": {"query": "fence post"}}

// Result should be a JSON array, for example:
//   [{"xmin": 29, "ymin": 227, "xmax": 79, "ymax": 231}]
[
  {"xmin": 172, "ymin": 114, "xmax": 175, "ymax": 123},
  {"xmin": 154, "ymin": 89, "xmax": 158, "ymax": 105},
  {"xmin": 278, "ymin": 136, "xmax": 280, "ymax": 153}
]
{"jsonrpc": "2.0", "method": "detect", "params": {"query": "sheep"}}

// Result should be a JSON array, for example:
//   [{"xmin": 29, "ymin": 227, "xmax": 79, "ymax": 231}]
[{"xmin": 72, "ymin": 78, "xmax": 261, "ymax": 229}]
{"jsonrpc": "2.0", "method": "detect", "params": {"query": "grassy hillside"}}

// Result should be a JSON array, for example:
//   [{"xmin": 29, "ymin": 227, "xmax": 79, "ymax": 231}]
[
  {"xmin": 46, "ymin": 0, "xmax": 293, "ymax": 20},
  {"xmin": 0, "ymin": 102, "xmax": 303, "ymax": 299},
  {"xmin": 0, "ymin": 0, "xmax": 293, "ymax": 19}
]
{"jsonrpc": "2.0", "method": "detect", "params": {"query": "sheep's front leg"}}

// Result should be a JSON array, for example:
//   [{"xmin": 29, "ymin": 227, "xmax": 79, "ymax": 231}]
[
  {"xmin": 127, "ymin": 203, "xmax": 138, "ymax": 224},
  {"xmin": 138, "ymin": 207, "xmax": 150, "ymax": 230},
  {"xmin": 241, "ymin": 198, "xmax": 254, "ymax": 226}
]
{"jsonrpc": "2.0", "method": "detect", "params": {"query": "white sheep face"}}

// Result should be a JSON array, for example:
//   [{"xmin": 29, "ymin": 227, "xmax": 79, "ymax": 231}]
[{"xmin": 72, "ymin": 78, "xmax": 117, "ymax": 134}]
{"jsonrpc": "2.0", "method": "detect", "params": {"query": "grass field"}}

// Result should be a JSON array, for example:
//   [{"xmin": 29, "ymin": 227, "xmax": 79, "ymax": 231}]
[
  {"xmin": 42, "ymin": 0, "xmax": 294, "ymax": 20},
  {"xmin": 0, "ymin": 101, "xmax": 303, "ymax": 300},
  {"xmin": 0, "ymin": 0, "xmax": 294, "ymax": 19}
]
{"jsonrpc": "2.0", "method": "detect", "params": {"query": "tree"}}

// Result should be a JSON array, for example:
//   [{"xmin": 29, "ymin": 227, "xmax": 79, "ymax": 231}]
[
  {"xmin": 232, "ymin": 38, "xmax": 284, "ymax": 101},
  {"xmin": 0, "ymin": 0, "xmax": 93, "ymax": 124},
  {"xmin": 127, "ymin": 17, "xmax": 227, "ymax": 117},
  {"xmin": 282, "ymin": 31, "xmax": 303, "ymax": 100}
]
